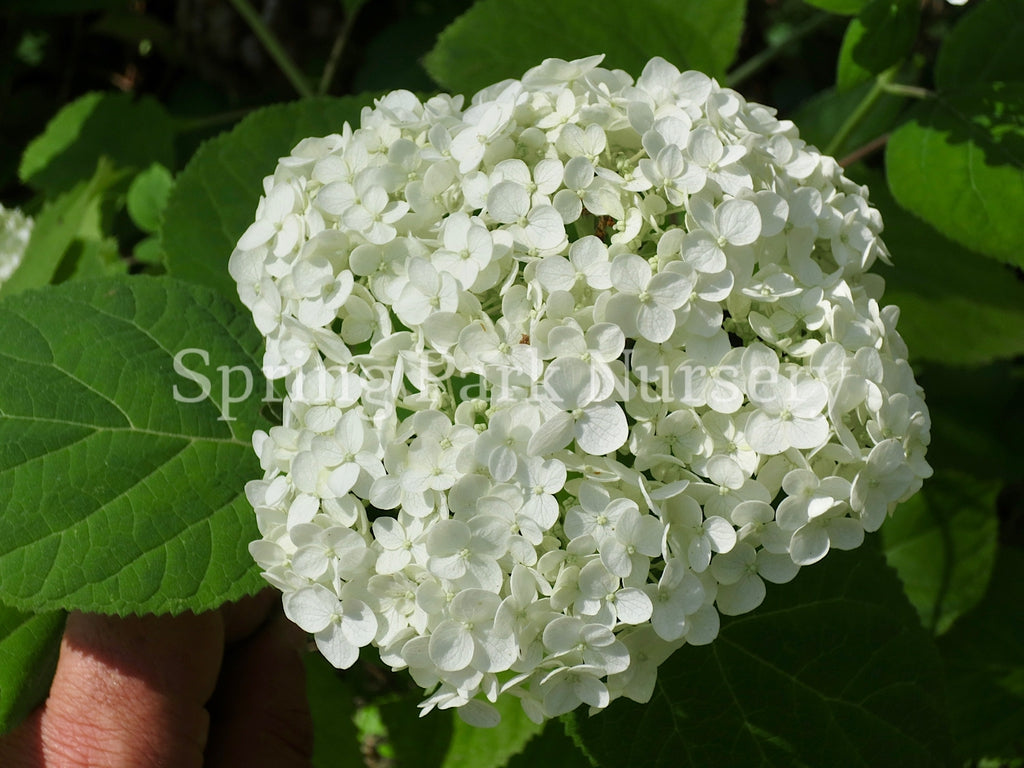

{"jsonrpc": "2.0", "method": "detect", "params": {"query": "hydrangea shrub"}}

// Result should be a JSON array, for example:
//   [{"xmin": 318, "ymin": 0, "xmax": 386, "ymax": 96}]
[{"xmin": 231, "ymin": 54, "xmax": 931, "ymax": 725}]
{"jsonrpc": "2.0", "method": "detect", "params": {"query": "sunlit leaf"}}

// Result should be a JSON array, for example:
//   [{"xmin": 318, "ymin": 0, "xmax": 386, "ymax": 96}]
[
  {"xmin": 0, "ymin": 277, "xmax": 269, "ymax": 615},
  {"xmin": 19, "ymin": 92, "xmax": 174, "ymax": 196},
  {"xmin": 886, "ymin": 82, "xmax": 1024, "ymax": 268}
]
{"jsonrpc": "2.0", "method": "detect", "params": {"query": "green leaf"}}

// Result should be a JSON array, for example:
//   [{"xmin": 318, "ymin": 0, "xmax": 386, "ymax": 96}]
[
  {"xmin": 0, "ymin": 276, "xmax": 270, "ymax": 615},
  {"xmin": 377, "ymin": 691, "xmax": 543, "ymax": 768},
  {"xmin": 424, "ymin": 0, "xmax": 746, "ymax": 96},
  {"xmin": 938, "ymin": 546, "xmax": 1024, "ymax": 761},
  {"xmin": 885, "ymin": 82, "xmax": 1024, "ymax": 268},
  {"xmin": 836, "ymin": 0, "xmax": 919, "ymax": 92},
  {"xmin": 19, "ymin": 92, "xmax": 174, "ymax": 196},
  {"xmin": 127, "ymin": 163, "xmax": 175, "ymax": 235},
  {"xmin": 0, "ymin": 159, "xmax": 128, "ymax": 299},
  {"xmin": 55, "ymin": 238, "xmax": 126, "ymax": 283},
  {"xmin": 440, "ymin": 695, "xmax": 543, "ymax": 768},
  {"xmin": 851, "ymin": 168, "xmax": 1024, "ymax": 365},
  {"xmin": 568, "ymin": 545, "xmax": 954, "ymax": 768},
  {"xmin": 133, "ymin": 236, "xmax": 165, "ymax": 266},
  {"xmin": 801, "ymin": 0, "xmax": 870, "ymax": 15},
  {"xmin": 0, "ymin": 607, "xmax": 65, "ymax": 737},
  {"xmin": 935, "ymin": 0, "xmax": 1024, "ymax": 91},
  {"xmin": 161, "ymin": 97, "xmax": 368, "ymax": 303},
  {"xmin": 882, "ymin": 471, "xmax": 1000, "ymax": 634},
  {"xmin": 506, "ymin": 720, "xmax": 591, "ymax": 768},
  {"xmin": 305, "ymin": 654, "xmax": 362, "ymax": 768}
]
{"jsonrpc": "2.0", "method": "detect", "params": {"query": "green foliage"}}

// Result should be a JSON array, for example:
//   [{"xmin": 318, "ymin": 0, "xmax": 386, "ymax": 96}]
[
  {"xmin": 126, "ymin": 163, "xmax": 175, "ymax": 236},
  {"xmin": 439, "ymin": 698, "xmax": 543, "ymax": 768},
  {"xmin": 858, "ymin": 168, "xmax": 1024, "ymax": 366},
  {"xmin": 885, "ymin": 83, "xmax": 1024, "ymax": 268},
  {"xmin": 836, "ymin": 0, "xmax": 919, "ymax": 92},
  {"xmin": 161, "ymin": 97, "xmax": 368, "ymax": 302},
  {"xmin": 2, "ymin": 1, "xmax": 1023, "ymax": 765},
  {"xmin": 506, "ymin": 721, "xmax": 590, "ymax": 768},
  {"xmin": 0, "ymin": 607, "xmax": 65, "ymax": 737},
  {"xmin": 424, "ymin": 0, "xmax": 746, "ymax": 95},
  {"xmin": 938, "ymin": 546, "xmax": 1024, "ymax": 762},
  {"xmin": 19, "ymin": 92, "xmax": 174, "ymax": 196},
  {"xmin": 0, "ymin": 159, "xmax": 129, "ymax": 299},
  {"xmin": 568, "ymin": 545, "xmax": 953, "ymax": 768},
  {"xmin": 305, "ymin": 655, "xmax": 363, "ymax": 768},
  {"xmin": 882, "ymin": 471, "xmax": 1000, "ymax": 635},
  {"xmin": 935, "ymin": 0, "xmax": 1024, "ymax": 90},
  {"xmin": 0, "ymin": 277, "xmax": 269, "ymax": 615},
  {"xmin": 378, "ymin": 692, "xmax": 543, "ymax": 768}
]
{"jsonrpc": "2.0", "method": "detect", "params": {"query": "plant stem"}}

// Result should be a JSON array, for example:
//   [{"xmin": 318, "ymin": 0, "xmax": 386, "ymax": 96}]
[
  {"xmin": 318, "ymin": 4, "xmax": 362, "ymax": 96},
  {"xmin": 838, "ymin": 132, "xmax": 890, "ymax": 168},
  {"xmin": 881, "ymin": 82, "xmax": 933, "ymax": 100},
  {"xmin": 227, "ymin": 0, "xmax": 314, "ymax": 99},
  {"xmin": 726, "ymin": 11, "xmax": 833, "ymax": 88},
  {"xmin": 824, "ymin": 67, "xmax": 895, "ymax": 158}
]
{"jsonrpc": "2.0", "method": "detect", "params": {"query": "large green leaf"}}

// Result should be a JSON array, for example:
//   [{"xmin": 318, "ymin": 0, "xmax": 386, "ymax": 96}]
[
  {"xmin": 0, "ymin": 607, "xmax": 65, "ymax": 737},
  {"xmin": 852, "ymin": 168, "xmax": 1024, "ymax": 366},
  {"xmin": 0, "ymin": 276, "xmax": 270, "ymax": 615},
  {"xmin": 885, "ymin": 83, "xmax": 1024, "ymax": 268},
  {"xmin": 567, "ymin": 545, "xmax": 953, "ymax": 768},
  {"xmin": 424, "ymin": 0, "xmax": 746, "ymax": 96},
  {"xmin": 161, "ymin": 97, "xmax": 368, "ymax": 303},
  {"xmin": 938, "ymin": 546, "xmax": 1024, "ymax": 761},
  {"xmin": 0, "ymin": 159, "xmax": 128, "ymax": 300},
  {"xmin": 836, "ymin": 0, "xmax": 919, "ymax": 92},
  {"xmin": 935, "ymin": 0, "xmax": 1024, "ymax": 91},
  {"xmin": 882, "ymin": 471, "xmax": 1000, "ymax": 635},
  {"xmin": 19, "ymin": 92, "xmax": 174, "ymax": 196}
]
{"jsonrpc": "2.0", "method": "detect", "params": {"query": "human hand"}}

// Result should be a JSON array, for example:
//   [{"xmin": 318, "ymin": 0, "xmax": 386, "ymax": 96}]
[{"xmin": 0, "ymin": 592, "xmax": 312, "ymax": 767}]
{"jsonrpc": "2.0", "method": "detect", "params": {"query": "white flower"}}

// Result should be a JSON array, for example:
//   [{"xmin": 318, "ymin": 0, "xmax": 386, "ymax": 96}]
[
  {"xmin": 232, "ymin": 54, "xmax": 931, "ymax": 725},
  {"xmin": 0, "ymin": 204, "xmax": 33, "ymax": 285},
  {"xmin": 603, "ymin": 254, "xmax": 693, "ymax": 343},
  {"xmin": 283, "ymin": 583, "xmax": 377, "ymax": 668}
]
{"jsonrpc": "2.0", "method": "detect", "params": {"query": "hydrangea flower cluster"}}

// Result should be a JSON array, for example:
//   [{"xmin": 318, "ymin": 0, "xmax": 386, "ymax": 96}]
[
  {"xmin": 0, "ymin": 204, "xmax": 32, "ymax": 286},
  {"xmin": 231, "ymin": 55, "xmax": 931, "ymax": 726}
]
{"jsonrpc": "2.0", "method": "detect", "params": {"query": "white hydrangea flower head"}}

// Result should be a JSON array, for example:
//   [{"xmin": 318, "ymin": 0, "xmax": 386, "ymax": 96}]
[
  {"xmin": 232, "ymin": 55, "xmax": 932, "ymax": 726},
  {"xmin": 0, "ymin": 204, "xmax": 33, "ymax": 285}
]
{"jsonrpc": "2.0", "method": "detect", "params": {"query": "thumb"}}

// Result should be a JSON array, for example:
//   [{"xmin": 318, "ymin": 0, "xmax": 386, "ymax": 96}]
[{"xmin": 0, "ymin": 610, "xmax": 223, "ymax": 768}]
